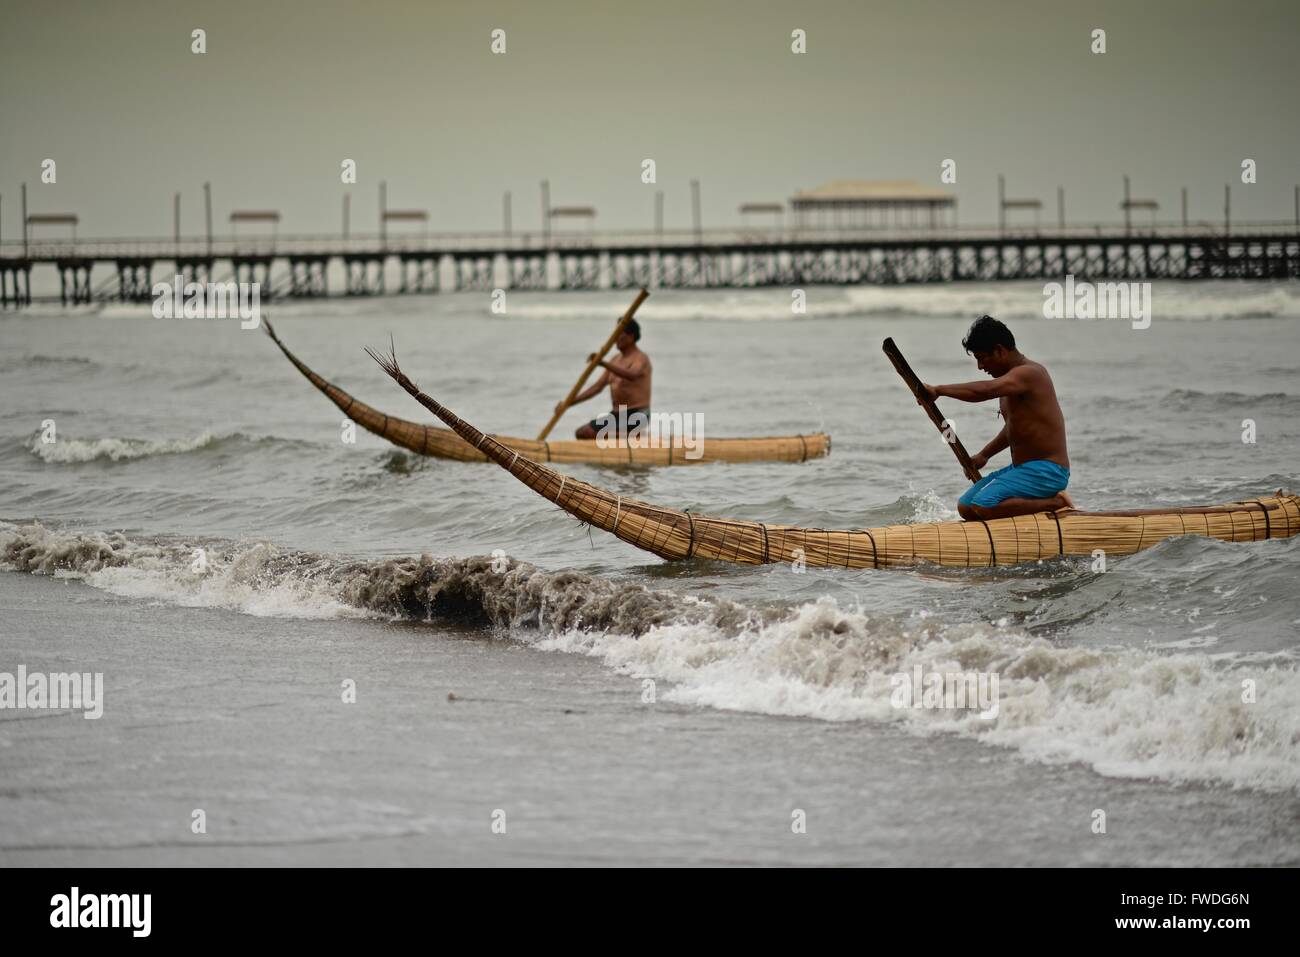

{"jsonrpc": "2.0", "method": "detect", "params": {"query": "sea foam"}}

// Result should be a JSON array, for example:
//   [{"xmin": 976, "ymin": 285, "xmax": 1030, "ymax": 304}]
[{"xmin": 3, "ymin": 522, "xmax": 1297, "ymax": 793}]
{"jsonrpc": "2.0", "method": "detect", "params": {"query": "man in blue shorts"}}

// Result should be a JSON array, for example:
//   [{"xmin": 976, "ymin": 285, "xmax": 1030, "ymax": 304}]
[{"xmin": 921, "ymin": 316, "xmax": 1075, "ymax": 521}]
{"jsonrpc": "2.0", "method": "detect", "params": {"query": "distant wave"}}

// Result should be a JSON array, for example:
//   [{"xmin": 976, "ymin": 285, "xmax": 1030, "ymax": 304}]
[
  {"xmin": 837, "ymin": 282, "xmax": 1300, "ymax": 323},
  {"xmin": 0, "ymin": 354, "xmax": 100, "ymax": 374},
  {"xmin": 1163, "ymin": 388, "xmax": 1295, "ymax": 409},
  {"xmin": 492, "ymin": 282, "xmax": 1300, "ymax": 323},
  {"xmin": 25, "ymin": 432, "xmax": 222, "ymax": 464},
  {"xmin": 3, "ymin": 522, "xmax": 1298, "ymax": 793},
  {"xmin": 11, "ymin": 282, "xmax": 1300, "ymax": 325},
  {"xmin": 21, "ymin": 431, "xmax": 332, "ymax": 465}
]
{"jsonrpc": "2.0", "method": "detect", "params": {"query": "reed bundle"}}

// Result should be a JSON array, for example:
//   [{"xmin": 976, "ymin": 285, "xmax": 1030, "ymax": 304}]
[
  {"xmin": 265, "ymin": 321, "xmax": 828, "ymax": 466},
  {"xmin": 367, "ymin": 344, "xmax": 1299, "ymax": 569}
]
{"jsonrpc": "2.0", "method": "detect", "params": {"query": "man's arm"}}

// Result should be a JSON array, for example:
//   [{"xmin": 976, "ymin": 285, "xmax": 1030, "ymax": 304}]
[
  {"xmin": 596, "ymin": 355, "xmax": 646, "ymax": 382},
  {"xmin": 560, "ymin": 371, "xmax": 610, "ymax": 413},
  {"xmin": 970, "ymin": 423, "xmax": 1009, "ymax": 470},
  {"xmin": 927, "ymin": 366, "xmax": 1032, "ymax": 403}
]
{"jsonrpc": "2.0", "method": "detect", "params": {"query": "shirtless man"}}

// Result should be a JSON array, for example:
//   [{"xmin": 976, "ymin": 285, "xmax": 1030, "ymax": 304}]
[
  {"xmin": 559, "ymin": 319, "xmax": 653, "ymax": 439},
  {"xmin": 921, "ymin": 316, "xmax": 1075, "ymax": 521}
]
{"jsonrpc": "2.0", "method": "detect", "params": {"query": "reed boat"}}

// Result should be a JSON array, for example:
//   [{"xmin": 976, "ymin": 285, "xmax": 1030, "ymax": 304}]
[
  {"xmin": 367, "ymin": 345, "xmax": 1300, "ymax": 569},
  {"xmin": 265, "ymin": 321, "xmax": 829, "ymax": 466}
]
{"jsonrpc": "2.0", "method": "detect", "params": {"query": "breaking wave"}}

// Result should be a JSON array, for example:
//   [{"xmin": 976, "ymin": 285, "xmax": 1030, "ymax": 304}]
[
  {"xmin": 2, "ymin": 522, "xmax": 1297, "ymax": 793},
  {"xmin": 18, "ymin": 431, "xmax": 330, "ymax": 464},
  {"xmin": 483, "ymin": 282, "xmax": 1300, "ymax": 323},
  {"xmin": 25, "ymin": 432, "xmax": 223, "ymax": 464}
]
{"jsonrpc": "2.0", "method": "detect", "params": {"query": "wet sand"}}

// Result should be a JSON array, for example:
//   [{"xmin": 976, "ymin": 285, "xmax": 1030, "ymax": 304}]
[{"xmin": 4, "ymin": 571, "xmax": 1296, "ymax": 867}]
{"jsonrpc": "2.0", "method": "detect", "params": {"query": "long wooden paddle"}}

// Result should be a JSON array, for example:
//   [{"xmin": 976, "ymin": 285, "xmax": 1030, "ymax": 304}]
[
  {"xmin": 537, "ymin": 288, "xmax": 650, "ymax": 440},
  {"xmin": 882, "ymin": 337, "xmax": 983, "ymax": 484}
]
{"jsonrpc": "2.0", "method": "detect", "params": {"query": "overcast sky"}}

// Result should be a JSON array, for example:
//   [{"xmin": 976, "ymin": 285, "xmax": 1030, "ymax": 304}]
[{"xmin": 2, "ymin": 0, "xmax": 1297, "ymax": 240}]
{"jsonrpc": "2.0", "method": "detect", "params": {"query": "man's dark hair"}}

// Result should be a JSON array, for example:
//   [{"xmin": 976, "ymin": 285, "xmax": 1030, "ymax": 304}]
[
  {"xmin": 625, "ymin": 318, "xmax": 641, "ymax": 341},
  {"xmin": 962, "ymin": 315, "xmax": 1015, "ymax": 354}
]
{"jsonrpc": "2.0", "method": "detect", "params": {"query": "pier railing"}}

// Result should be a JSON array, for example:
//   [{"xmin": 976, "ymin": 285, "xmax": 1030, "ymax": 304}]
[{"xmin": 4, "ymin": 221, "xmax": 1299, "ymax": 261}]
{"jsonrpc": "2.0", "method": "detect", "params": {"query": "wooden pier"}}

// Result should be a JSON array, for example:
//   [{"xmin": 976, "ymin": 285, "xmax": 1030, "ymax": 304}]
[{"xmin": 2, "ymin": 223, "xmax": 1298, "ymax": 308}]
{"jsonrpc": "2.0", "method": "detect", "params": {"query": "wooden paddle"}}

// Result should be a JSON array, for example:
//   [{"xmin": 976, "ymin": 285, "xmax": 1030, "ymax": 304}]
[
  {"xmin": 537, "ymin": 288, "xmax": 650, "ymax": 440},
  {"xmin": 882, "ymin": 337, "xmax": 983, "ymax": 484}
]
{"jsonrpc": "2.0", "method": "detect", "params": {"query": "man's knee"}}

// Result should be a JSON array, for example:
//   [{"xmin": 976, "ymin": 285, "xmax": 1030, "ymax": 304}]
[
  {"xmin": 575, "ymin": 424, "xmax": 596, "ymax": 439},
  {"xmin": 958, "ymin": 502, "xmax": 989, "ymax": 521}
]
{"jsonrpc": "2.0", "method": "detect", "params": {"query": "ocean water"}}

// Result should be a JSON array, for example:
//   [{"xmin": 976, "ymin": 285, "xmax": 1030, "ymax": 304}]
[{"xmin": 2, "ymin": 281, "xmax": 1299, "ymax": 865}]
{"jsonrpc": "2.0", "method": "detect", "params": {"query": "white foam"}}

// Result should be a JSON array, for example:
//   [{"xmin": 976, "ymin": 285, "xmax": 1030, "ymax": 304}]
[
  {"xmin": 839, "ymin": 280, "xmax": 1300, "ymax": 322},
  {"xmin": 533, "ymin": 597, "xmax": 1300, "ymax": 793},
  {"xmin": 1, "ymin": 525, "xmax": 363, "ymax": 620},
  {"xmin": 907, "ymin": 488, "xmax": 960, "ymax": 524},
  {"xmin": 26, "ymin": 432, "xmax": 220, "ymax": 464},
  {"xmin": 499, "ymin": 281, "xmax": 1300, "ymax": 323},
  {"xmin": 6, "ymin": 521, "xmax": 1296, "ymax": 793}
]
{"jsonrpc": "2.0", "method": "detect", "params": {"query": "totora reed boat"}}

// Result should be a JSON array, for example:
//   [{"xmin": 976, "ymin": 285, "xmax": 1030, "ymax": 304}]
[
  {"xmin": 367, "ymin": 345, "xmax": 1300, "ymax": 569},
  {"xmin": 265, "ymin": 321, "xmax": 830, "ymax": 466}
]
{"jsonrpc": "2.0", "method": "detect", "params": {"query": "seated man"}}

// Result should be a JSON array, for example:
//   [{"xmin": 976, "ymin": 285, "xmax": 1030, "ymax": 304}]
[
  {"xmin": 922, "ymin": 316, "xmax": 1075, "ymax": 521},
  {"xmin": 560, "ymin": 318, "xmax": 653, "ymax": 439}
]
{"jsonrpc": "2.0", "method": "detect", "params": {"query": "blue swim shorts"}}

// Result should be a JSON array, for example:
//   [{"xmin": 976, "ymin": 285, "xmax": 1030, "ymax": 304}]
[{"xmin": 958, "ymin": 460, "xmax": 1070, "ymax": 509}]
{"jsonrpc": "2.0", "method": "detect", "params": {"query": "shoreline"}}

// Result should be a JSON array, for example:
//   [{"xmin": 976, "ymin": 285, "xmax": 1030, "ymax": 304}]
[{"xmin": 3, "ymin": 570, "xmax": 1297, "ymax": 868}]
